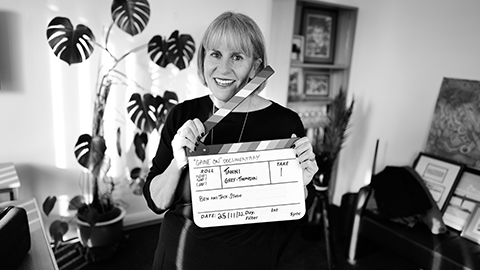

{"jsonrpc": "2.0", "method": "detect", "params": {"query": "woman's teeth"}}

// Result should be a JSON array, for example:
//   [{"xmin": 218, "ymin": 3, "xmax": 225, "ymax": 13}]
[{"xmin": 214, "ymin": 78, "xmax": 235, "ymax": 87}]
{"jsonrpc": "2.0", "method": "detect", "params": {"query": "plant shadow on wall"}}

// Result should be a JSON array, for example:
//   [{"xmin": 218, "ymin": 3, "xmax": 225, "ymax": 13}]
[{"xmin": 41, "ymin": 0, "xmax": 196, "ymax": 257}]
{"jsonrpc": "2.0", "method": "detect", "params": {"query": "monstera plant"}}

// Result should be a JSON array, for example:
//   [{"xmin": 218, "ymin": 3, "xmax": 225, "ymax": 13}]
[{"xmin": 42, "ymin": 0, "xmax": 196, "ymax": 250}]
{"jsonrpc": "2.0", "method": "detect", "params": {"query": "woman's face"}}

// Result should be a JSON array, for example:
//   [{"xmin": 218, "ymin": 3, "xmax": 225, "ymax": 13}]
[{"xmin": 203, "ymin": 43, "xmax": 258, "ymax": 103}]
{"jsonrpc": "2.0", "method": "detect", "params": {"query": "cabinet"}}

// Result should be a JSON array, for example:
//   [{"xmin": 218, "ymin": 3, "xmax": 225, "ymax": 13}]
[{"xmin": 268, "ymin": 0, "xmax": 357, "ymax": 129}]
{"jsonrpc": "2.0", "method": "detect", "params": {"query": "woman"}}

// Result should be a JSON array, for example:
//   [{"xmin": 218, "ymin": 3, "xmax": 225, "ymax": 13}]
[{"xmin": 144, "ymin": 11, "xmax": 319, "ymax": 270}]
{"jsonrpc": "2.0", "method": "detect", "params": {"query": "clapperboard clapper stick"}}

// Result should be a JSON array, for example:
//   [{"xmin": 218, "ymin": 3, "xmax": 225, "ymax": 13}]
[{"xmin": 186, "ymin": 65, "xmax": 306, "ymax": 228}]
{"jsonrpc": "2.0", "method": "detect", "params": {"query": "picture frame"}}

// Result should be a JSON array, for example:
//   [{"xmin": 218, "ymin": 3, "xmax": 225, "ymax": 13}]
[
  {"xmin": 461, "ymin": 204, "xmax": 480, "ymax": 244},
  {"xmin": 443, "ymin": 167, "xmax": 480, "ymax": 231},
  {"xmin": 302, "ymin": 8, "xmax": 337, "ymax": 64},
  {"xmin": 413, "ymin": 152, "xmax": 465, "ymax": 213},
  {"xmin": 288, "ymin": 67, "xmax": 304, "ymax": 102},
  {"xmin": 304, "ymin": 70, "xmax": 330, "ymax": 99},
  {"xmin": 291, "ymin": 35, "xmax": 304, "ymax": 63}
]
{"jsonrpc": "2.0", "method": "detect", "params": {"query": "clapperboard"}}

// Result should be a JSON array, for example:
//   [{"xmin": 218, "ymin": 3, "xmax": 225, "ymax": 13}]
[{"xmin": 187, "ymin": 66, "xmax": 305, "ymax": 228}]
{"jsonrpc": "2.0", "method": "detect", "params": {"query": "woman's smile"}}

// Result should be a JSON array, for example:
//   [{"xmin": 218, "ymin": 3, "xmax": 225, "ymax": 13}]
[{"xmin": 214, "ymin": 77, "xmax": 236, "ymax": 87}]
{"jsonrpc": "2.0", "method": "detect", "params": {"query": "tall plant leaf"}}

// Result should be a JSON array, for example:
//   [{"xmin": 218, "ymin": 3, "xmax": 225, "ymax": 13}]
[
  {"xmin": 148, "ymin": 30, "xmax": 196, "ymax": 69},
  {"xmin": 148, "ymin": 35, "xmax": 170, "ymax": 68},
  {"xmin": 320, "ymin": 89, "xmax": 354, "ymax": 162},
  {"xmin": 46, "ymin": 17, "xmax": 95, "ymax": 65},
  {"xmin": 133, "ymin": 132, "xmax": 149, "ymax": 161},
  {"xmin": 42, "ymin": 196, "xmax": 57, "ymax": 216},
  {"xmin": 127, "ymin": 93, "xmax": 163, "ymax": 134},
  {"xmin": 166, "ymin": 30, "xmax": 196, "ymax": 70},
  {"xmin": 111, "ymin": 0, "xmax": 150, "ymax": 36},
  {"xmin": 50, "ymin": 220, "xmax": 69, "ymax": 250},
  {"xmin": 73, "ymin": 134, "xmax": 107, "ymax": 172},
  {"xmin": 157, "ymin": 90, "xmax": 178, "ymax": 128},
  {"xmin": 116, "ymin": 127, "xmax": 122, "ymax": 157}
]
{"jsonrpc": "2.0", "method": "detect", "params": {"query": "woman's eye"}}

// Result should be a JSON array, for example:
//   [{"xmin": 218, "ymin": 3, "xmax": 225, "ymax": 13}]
[
  {"xmin": 232, "ymin": 55, "xmax": 243, "ymax": 61},
  {"xmin": 210, "ymin": 52, "xmax": 220, "ymax": 58}
]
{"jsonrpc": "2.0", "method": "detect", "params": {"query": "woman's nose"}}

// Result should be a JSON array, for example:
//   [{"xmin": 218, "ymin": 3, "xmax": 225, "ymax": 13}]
[{"xmin": 217, "ymin": 59, "xmax": 231, "ymax": 74}]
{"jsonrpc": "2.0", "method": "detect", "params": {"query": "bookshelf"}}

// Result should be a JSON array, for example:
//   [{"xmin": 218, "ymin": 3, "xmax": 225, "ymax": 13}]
[{"xmin": 269, "ymin": 0, "xmax": 358, "ymax": 129}]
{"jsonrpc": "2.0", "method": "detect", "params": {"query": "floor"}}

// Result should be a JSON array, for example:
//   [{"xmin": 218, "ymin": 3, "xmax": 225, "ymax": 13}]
[{"xmin": 55, "ymin": 206, "xmax": 420, "ymax": 270}]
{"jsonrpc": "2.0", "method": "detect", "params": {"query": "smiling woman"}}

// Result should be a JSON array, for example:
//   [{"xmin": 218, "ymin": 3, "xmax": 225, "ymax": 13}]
[{"xmin": 143, "ymin": 11, "xmax": 319, "ymax": 270}]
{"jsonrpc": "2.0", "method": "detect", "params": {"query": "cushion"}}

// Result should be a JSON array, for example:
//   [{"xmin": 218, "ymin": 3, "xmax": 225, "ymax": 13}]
[{"xmin": 370, "ymin": 166, "xmax": 447, "ymax": 234}]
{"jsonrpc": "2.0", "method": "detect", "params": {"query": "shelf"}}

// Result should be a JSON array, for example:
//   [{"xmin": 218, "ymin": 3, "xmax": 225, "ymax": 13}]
[
  {"xmin": 291, "ymin": 62, "xmax": 348, "ymax": 70},
  {"xmin": 268, "ymin": 0, "xmax": 357, "ymax": 123}
]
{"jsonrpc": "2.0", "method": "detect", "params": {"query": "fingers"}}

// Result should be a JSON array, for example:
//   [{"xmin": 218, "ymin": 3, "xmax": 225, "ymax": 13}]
[
  {"xmin": 292, "ymin": 136, "xmax": 316, "ymax": 163},
  {"xmin": 192, "ymin": 119, "xmax": 206, "ymax": 142},
  {"xmin": 171, "ymin": 119, "xmax": 205, "ymax": 169},
  {"xmin": 291, "ymin": 134, "xmax": 319, "ymax": 186},
  {"xmin": 176, "ymin": 119, "xmax": 205, "ymax": 151}
]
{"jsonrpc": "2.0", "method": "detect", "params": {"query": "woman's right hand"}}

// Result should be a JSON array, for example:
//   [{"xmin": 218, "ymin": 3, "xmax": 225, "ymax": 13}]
[{"xmin": 171, "ymin": 118, "xmax": 205, "ymax": 169}]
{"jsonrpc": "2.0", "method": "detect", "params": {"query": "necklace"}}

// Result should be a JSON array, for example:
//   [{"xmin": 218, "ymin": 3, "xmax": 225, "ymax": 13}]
[{"xmin": 211, "ymin": 97, "xmax": 251, "ymax": 144}]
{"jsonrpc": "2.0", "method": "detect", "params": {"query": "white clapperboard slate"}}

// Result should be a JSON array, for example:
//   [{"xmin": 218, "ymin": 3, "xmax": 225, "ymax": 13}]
[{"xmin": 187, "ymin": 66, "xmax": 305, "ymax": 228}]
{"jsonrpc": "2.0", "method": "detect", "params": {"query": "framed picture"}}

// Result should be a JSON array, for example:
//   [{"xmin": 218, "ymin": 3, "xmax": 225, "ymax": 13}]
[
  {"xmin": 461, "ymin": 204, "xmax": 480, "ymax": 244},
  {"xmin": 291, "ymin": 35, "xmax": 304, "ymax": 63},
  {"xmin": 302, "ymin": 8, "xmax": 337, "ymax": 64},
  {"xmin": 443, "ymin": 167, "xmax": 480, "ymax": 231},
  {"xmin": 413, "ymin": 152, "xmax": 465, "ymax": 212},
  {"xmin": 288, "ymin": 67, "xmax": 304, "ymax": 101},
  {"xmin": 304, "ymin": 70, "xmax": 330, "ymax": 99}
]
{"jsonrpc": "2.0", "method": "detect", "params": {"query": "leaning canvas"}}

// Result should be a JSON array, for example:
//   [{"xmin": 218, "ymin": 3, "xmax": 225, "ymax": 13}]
[{"xmin": 426, "ymin": 78, "xmax": 480, "ymax": 169}]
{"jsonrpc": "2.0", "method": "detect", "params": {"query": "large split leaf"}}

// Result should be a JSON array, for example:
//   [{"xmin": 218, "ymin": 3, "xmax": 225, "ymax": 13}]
[
  {"xmin": 127, "ymin": 93, "xmax": 163, "ymax": 134},
  {"xmin": 167, "ymin": 30, "xmax": 196, "ymax": 70},
  {"xmin": 73, "ymin": 134, "xmax": 107, "ymax": 173},
  {"xmin": 148, "ymin": 35, "xmax": 170, "ymax": 68},
  {"xmin": 46, "ymin": 17, "xmax": 95, "ymax": 65},
  {"xmin": 111, "ymin": 0, "xmax": 150, "ymax": 36},
  {"xmin": 148, "ymin": 30, "xmax": 196, "ymax": 69}
]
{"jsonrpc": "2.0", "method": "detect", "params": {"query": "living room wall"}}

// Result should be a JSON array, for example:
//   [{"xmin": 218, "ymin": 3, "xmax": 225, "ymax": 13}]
[
  {"xmin": 0, "ymin": 0, "xmax": 479, "ymax": 225},
  {"xmin": 330, "ymin": 0, "xmax": 480, "ymax": 204}
]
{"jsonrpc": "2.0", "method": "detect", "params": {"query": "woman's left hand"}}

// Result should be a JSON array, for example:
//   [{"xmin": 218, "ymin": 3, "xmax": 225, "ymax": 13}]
[{"xmin": 291, "ymin": 135, "xmax": 318, "ymax": 197}]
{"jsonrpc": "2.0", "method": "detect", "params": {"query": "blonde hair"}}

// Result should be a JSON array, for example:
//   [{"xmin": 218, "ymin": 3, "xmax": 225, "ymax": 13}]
[{"xmin": 197, "ymin": 11, "xmax": 268, "ymax": 88}]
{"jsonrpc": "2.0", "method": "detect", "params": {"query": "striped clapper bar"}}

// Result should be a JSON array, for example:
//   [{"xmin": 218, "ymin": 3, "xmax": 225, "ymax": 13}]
[{"xmin": 187, "ymin": 66, "xmax": 305, "ymax": 228}]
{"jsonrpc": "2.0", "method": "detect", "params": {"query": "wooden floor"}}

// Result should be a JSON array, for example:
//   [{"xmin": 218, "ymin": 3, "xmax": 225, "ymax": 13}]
[{"xmin": 56, "ymin": 206, "xmax": 420, "ymax": 270}]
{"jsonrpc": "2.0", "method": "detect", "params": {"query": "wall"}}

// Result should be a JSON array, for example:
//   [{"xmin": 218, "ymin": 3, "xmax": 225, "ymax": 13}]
[
  {"xmin": 1, "ymin": 0, "xmax": 480, "ymax": 226},
  {"xmin": 0, "ymin": 0, "xmax": 273, "ymax": 227},
  {"xmin": 328, "ymin": 0, "xmax": 480, "ymax": 204}
]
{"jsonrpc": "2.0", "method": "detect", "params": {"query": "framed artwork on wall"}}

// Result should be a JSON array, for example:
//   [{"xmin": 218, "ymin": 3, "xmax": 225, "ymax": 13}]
[
  {"xmin": 288, "ymin": 67, "xmax": 303, "ymax": 102},
  {"xmin": 425, "ymin": 78, "xmax": 480, "ymax": 171},
  {"xmin": 304, "ymin": 70, "xmax": 330, "ymax": 99},
  {"xmin": 413, "ymin": 152, "xmax": 465, "ymax": 212},
  {"xmin": 461, "ymin": 204, "xmax": 480, "ymax": 244},
  {"xmin": 302, "ymin": 8, "xmax": 337, "ymax": 64},
  {"xmin": 291, "ymin": 35, "xmax": 304, "ymax": 63},
  {"xmin": 443, "ymin": 167, "xmax": 480, "ymax": 231}
]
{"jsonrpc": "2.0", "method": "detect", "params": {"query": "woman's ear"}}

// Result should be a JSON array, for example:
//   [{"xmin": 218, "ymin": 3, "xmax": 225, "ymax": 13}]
[{"xmin": 249, "ymin": 59, "xmax": 263, "ymax": 79}]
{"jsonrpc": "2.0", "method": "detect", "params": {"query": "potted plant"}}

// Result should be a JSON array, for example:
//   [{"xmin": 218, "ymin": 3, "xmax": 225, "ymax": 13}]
[
  {"xmin": 41, "ymin": 0, "xmax": 196, "ymax": 256},
  {"xmin": 303, "ymin": 88, "xmax": 354, "ymax": 241},
  {"xmin": 313, "ymin": 88, "xmax": 354, "ymax": 188}
]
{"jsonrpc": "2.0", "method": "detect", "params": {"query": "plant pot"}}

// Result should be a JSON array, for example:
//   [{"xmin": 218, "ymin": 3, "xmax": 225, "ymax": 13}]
[{"xmin": 74, "ymin": 206, "xmax": 126, "ymax": 248}]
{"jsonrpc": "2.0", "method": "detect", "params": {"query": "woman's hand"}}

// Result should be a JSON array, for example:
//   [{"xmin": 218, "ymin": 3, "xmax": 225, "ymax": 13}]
[
  {"xmin": 171, "ymin": 118, "xmax": 205, "ymax": 170},
  {"xmin": 291, "ymin": 135, "xmax": 319, "ymax": 197}
]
